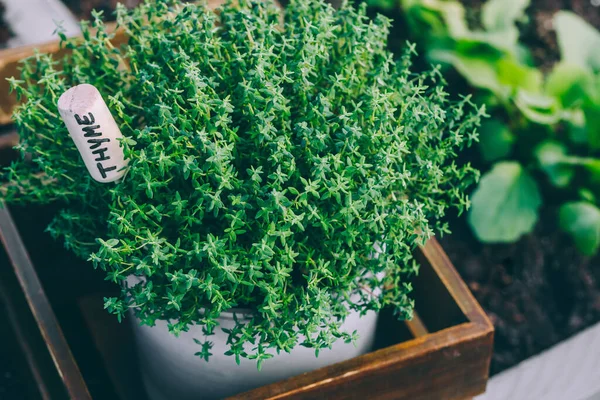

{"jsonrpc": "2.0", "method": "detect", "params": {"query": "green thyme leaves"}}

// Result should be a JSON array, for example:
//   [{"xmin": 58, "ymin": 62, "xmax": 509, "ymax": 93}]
[{"xmin": 3, "ymin": 0, "xmax": 480, "ymax": 363}]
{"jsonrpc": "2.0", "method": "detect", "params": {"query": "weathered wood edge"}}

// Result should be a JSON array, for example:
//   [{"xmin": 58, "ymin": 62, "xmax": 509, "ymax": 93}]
[{"xmin": 233, "ymin": 323, "xmax": 490, "ymax": 400}]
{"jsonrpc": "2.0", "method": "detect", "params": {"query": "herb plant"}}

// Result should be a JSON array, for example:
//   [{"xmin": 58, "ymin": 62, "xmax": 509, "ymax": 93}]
[
  {"xmin": 369, "ymin": 0, "xmax": 600, "ymax": 255},
  {"xmin": 3, "ymin": 0, "xmax": 481, "ymax": 364}
]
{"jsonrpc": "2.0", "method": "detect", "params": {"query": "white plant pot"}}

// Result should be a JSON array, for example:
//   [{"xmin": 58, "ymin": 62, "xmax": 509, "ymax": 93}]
[{"xmin": 130, "ymin": 308, "xmax": 378, "ymax": 400}]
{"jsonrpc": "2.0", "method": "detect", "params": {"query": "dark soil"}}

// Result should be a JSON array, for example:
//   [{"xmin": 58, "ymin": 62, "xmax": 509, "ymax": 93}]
[
  {"xmin": 372, "ymin": 0, "xmax": 600, "ymax": 71},
  {"xmin": 439, "ymin": 212, "xmax": 600, "ymax": 375},
  {"xmin": 443, "ymin": 0, "xmax": 600, "ymax": 376},
  {"xmin": 460, "ymin": 0, "xmax": 600, "ymax": 70},
  {"xmin": 520, "ymin": 0, "xmax": 600, "ymax": 71}
]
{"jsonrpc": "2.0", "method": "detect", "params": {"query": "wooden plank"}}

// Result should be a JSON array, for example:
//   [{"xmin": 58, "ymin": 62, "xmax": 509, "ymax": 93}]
[
  {"xmin": 232, "ymin": 324, "xmax": 491, "ymax": 400},
  {"xmin": 0, "ymin": 202, "xmax": 92, "ymax": 400}
]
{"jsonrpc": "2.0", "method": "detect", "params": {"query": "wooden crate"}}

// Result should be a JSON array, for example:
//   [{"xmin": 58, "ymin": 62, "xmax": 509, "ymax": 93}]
[
  {"xmin": 0, "ymin": 203, "xmax": 493, "ymax": 400},
  {"xmin": 0, "ymin": 2, "xmax": 492, "ymax": 398}
]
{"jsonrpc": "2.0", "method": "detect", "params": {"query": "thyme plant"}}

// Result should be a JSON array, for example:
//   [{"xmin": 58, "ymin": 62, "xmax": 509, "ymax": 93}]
[{"xmin": 3, "ymin": 0, "xmax": 482, "ymax": 364}]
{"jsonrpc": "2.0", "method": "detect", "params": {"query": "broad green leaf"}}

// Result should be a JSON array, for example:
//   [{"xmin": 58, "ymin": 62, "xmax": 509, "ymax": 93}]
[
  {"xmin": 432, "ymin": 50, "xmax": 543, "ymax": 102},
  {"xmin": 582, "ymin": 74, "xmax": 600, "ymax": 148},
  {"xmin": 584, "ymin": 104, "xmax": 600, "ymax": 149},
  {"xmin": 459, "ymin": 30, "xmax": 520, "ymax": 54},
  {"xmin": 453, "ymin": 38, "xmax": 505, "ymax": 58},
  {"xmin": 482, "ymin": 0, "xmax": 529, "ymax": 33},
  {"xmin": 431, "ymin": 50, "xmax": 508, "ymax": 98},
  {"xmin": 432, "ymin": 0, "xmax": 468, "ymax": 37},
  {"xmin": 497, "ymin": 58, "xmax": 543, "ymax": 93},
  {"xmin": 590, "ymin": 75, "xmax": 600, "ymax": 104},
  {"xmin": 534, "ymin": 140, "xmax": 574, "ymax": 188},
  {"xmin": 479, "ymin": 119, "xmax": 514, "ymax": 162},
  {"xmin": 534, "ymin": 144, "xmax": 600, "ymax": 183},
  {"xmin": 579, "ymin": 189, "xmax": 596, "ymax": 204},
  {"xmin": 565, "ymin": 109, "xmax": 588, "ymax": 144},
  {"xmin": 546, "ymin": 63, "xmax": 594, "ymax": 108},
  {"xmin": 559, "ymin": 202, "xmax": 600, "ymax": 255},
  {"xmin": 514, "ymin": 43, "xmax": 535, "ymax": 65},
  {"xmin": 469, "ymin": 162, "xmax": 541, "ymax": 242},
  {"xmin": 554, "ymin": 11, "xmax": 600, "ymax": 71},
  {"xmin": 514, "ymin": 90, "xmax": 561, "ymax": 125},
  {"xmin": 533, "ymin": 141, "xmax": 600, "ymax": 177}
]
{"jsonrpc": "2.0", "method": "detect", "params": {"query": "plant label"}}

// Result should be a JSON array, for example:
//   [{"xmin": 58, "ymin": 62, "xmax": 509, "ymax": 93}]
[{"xmin": 57, "ymin": 84, "xmax": 128, "ymax": 183}]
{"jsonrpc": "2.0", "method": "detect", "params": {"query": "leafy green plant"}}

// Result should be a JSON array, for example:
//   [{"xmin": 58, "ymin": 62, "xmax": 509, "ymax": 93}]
[
  {"xmin": 371, "ymin": 0, "xmax": 600, "ymax": 255},
  {"xmin": 3, "ymin": 0, "xmax": 481, "ymax": 364}
]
